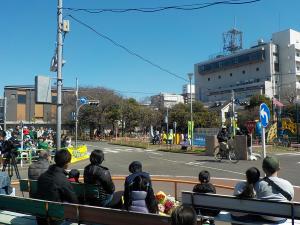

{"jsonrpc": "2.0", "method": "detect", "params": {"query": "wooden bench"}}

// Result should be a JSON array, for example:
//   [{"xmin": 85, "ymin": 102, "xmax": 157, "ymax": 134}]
[
  {"xmin": 0, "ymin": 194, "xmax": 203, "ymax": 225},
  {"xmin": 182, "ymin": 191, "xmax": 300, "ymax": 224}
]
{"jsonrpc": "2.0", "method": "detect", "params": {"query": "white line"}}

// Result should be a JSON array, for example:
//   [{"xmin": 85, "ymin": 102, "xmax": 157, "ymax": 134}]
[
  {"xmin": 149, "ymin": 156, "xmax": 244, "ymax": 175},
  {"xmin": 275, "ymin": 152, "xmax": 300, "ymax": 156},
  {"xmin": 103, "ymin": 150, "xmax": 119, "ymax": 153},
  {"xmin": 148, "ymin": 152, "xmax": 163, "ymax": 155}
]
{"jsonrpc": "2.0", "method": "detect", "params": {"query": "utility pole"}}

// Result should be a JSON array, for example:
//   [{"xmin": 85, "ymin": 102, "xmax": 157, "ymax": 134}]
[
  {"xmin": 188, "ymin": 73, "xmax": 193, "ymax": 150},
  {"xmin": 166, "ymin": 106, "xmax": 169, "ymax": 135},
  {"xmin": 231, "ymin": 90, "xmax": 235, "ymax": 136},
  {"xmin": 56, "ymin": 0, "xmax": 63, "ymax": 150},
  {"xmin": 75, "ymin": 78, "xmax": 78, "ymax": 148},
  {"xmin": 3, "ymin": 97, "xmax": 7, "ymax": 131}
]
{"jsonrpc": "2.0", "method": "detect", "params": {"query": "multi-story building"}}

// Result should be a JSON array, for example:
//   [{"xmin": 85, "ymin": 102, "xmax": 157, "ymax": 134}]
[
  {"xmin": 182, "ymin": 84, "xmax": 195, "ymax": 104},
  {"xmin": 4, "ymin": 85, "xmax": 74, "ymax": 125},
  {"xmin": 195, "ymin": 29, "xmax": 300, "ymax": 103},
  {"xmin": 150, "ymin": 93, "xmax": 184, "ymax": 108}
]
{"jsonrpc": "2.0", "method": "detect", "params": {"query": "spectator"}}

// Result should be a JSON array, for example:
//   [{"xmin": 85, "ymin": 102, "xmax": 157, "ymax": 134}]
[
  {"xmin": 36, "ymin": 149, "xmax": 78, "ymax": 225},
  {"xmin": 171, "ymin": 205, "xmax": 197, "ymax": 225},
  {"xmin": 124, "ymin": 161, "xmax": 158, "ymax": 213},
  {"xmin": 37, "ymin": 137, "xmax": 49, "ymax": 150},
  {"xmin": 0, "ymin": 171, "xmax": 13, "ymax": 196},
  {"xmin": 28, "ymin": 151, "xmax": 51, "ymax": 180},
  {"xmin": 84, "ymin": 149, "xmax": 115, "ymax": 207},
  {"xmin": 68, "ymin": 169, "xmax": 80, "ymax": 183},
  {"xmin": 231, "ymin": 167, "xmax": 260, "ymax": 223},
  {"xmin": 193, "ymin": 170, "xmax": 219, "ymax": 220},
  {"xmin": 255, "ymin": 156, "xmax": 294, "ymax": 223}
]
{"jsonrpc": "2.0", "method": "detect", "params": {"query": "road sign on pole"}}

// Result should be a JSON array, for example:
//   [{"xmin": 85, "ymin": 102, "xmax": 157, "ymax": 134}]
[
  {"xmin": 79, "ymin": 97, "xmax": 88, "ymax": 105},
  {"xmin": 260, "ymin": 103, "xmax": 270, "ymax": 128},
  {"xmin": 260, "ymin": 103, "xmax": 270, "ymax": 158},
  {"xmin": 245, "ymin": 121, "xmax": 256, "ymax": 134}
]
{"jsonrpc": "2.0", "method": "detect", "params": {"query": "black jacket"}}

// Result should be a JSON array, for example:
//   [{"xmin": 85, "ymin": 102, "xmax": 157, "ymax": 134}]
[
  {"xmin": 28, "ymin": 159, "xmax": 49, "ymax": 180},
  {"xmin": 193, "ymin": 183, "xmax": 219, "ymax": 216},
  {"xmin": 217, "ymin": 130, "xmax": 229, "ymax": 143},
  {"xmin": 84, "ymin": 164, "xmax": 115, "ymax": 205},
  {"xmin": 36, "ymin": 165, "xmax": 78, "ymax": 204}
]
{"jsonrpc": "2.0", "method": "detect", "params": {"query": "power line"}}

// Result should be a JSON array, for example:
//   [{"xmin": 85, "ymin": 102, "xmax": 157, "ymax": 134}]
[
  {"xmin": 68, "ymin": 15, "xmax": 188, "ymax": 82},
  {"xmin": 63, "ymin": 0, "xmax": 262, "ymax": 14}
]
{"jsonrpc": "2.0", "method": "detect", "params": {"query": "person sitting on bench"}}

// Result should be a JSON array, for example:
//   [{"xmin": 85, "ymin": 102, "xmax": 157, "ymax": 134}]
[
  {"xmin": 255, "ymin": 156, "xmax": 294, "ymax": 223},
  {"xmin": 124, "ymin": 161, "xmax": 158, "ymax": 213},
  {"xmin": 231, "ymin": 167, "xmax": 260, "ymax": 224},
  {"xmin": 192, "ymin": 170, "xmax": 219, "ymax": 224},
  {"xmin": 84, "ymin": 149, "xmax": 116, "ymax": 207}
]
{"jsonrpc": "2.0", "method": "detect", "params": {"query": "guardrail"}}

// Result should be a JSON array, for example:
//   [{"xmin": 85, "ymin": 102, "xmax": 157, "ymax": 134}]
[{"xmin": 12, "ymin": 176, "xmax": 234, "ymax": 200}]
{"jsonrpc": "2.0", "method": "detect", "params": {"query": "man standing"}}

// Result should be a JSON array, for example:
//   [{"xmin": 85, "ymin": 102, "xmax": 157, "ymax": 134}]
[
  {"xmin": 255, "ymin": 156, "xmax": 294, "ymax": 223},
  {"xmin": 36, "ymin": 149, "xmax": 78, "ymax": 225}
]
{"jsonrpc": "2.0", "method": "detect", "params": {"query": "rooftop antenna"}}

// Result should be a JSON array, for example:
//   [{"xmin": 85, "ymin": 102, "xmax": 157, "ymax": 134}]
[{"xmin": 223, "ymin": 18, "xmax": 243, "ymax": 54}]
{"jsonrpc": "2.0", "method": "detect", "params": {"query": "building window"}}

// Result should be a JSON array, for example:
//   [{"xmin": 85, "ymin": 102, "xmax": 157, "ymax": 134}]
[
  {"xmin": 18, "ymin": 94, "xmax": 26, "ymax": 104},
  {"xmin": 230, "ymin": 73, "xmax": 232, "ymax": 77},
  {"xmin": 296, "ymin": 52, "xmax": 300, "ymax": 57},
  {"xmin": 256, "ymin": 67, "xmax": 259, "ymax": 71},
  {"xmin": 274, "ymin": 63, "xmax": 279, "ymax": 72},
  {"xmin": 297, "ymin": 66, "xmax": 300, "ymax": 71},
  {"xmin": 242, "ymin": 70, "xmax": 246, "ymax": 74},
  {"xmin": 52, "ymin": 96, "xmax": 57, "ymax": 104},
  {"xmin": 218, "ymin": 75, "xmax": 221, "ymax": 79},
  {"xmin": 208, "ymin": 78, "xmax": 210, "ymax": 81}
]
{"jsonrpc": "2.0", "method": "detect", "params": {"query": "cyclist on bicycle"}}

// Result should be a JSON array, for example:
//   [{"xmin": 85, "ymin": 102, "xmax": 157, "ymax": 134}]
[{"xmin": 217, "ymin": 126, "xmax": 229, "ymax": 154}]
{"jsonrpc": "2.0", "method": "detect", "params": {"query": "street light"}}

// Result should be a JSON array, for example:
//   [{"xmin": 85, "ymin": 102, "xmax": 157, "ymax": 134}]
[{"xmin": 188, "ymin": 73, "xmax": 193, "ymax": 150}]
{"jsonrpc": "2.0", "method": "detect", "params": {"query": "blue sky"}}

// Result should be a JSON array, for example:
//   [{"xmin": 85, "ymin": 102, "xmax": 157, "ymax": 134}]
[{"xmin": 1, "ymin": 0, "xmax": 300, "ymax": 101}]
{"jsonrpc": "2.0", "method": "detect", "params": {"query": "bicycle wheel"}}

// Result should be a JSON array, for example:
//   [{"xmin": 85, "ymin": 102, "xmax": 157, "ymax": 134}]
[
  {"xmin": 228, "ymin": 149, "xmax": 239, "ymax": 163},
  {"xmin": 214, "ymin": 146, "xmax": 222, "ymax": 162}
]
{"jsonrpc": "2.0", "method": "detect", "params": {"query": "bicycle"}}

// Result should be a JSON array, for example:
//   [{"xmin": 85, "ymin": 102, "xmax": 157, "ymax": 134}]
[{"xmin": 214, "ymin": 139, "xmax": 239, "ymax": 163}]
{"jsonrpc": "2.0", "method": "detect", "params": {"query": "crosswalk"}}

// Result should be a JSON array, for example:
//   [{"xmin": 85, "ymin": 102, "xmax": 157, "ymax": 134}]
[{"xmin": 85, "ymin": 144, "xmax": 151, "ymax": 154}]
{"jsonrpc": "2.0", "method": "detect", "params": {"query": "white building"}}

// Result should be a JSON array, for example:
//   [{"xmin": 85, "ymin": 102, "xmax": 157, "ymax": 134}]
[
  {"xmin": 195, "ymin": 29, "xmax": 300, "ymax": 103},
  {"xmin": 182, "ymin": 84, "xmax": 195, "ymax": 103},
  {"xmin": 150, "ymin": 93, "xmax": 184, "ymax": 108}
]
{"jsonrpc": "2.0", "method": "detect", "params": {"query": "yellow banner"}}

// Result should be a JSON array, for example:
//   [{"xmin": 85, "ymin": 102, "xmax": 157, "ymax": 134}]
[{"xmin": 67, "ymin": 145, "xmax": 89, "ymax": 163}]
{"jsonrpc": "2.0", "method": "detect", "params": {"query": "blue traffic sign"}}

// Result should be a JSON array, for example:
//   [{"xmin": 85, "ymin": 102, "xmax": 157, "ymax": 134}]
[
  {"xmin": 79, "ymin": 97, "xmax": 88, "ymax": 104},
  {"xmin": 260, "ymin": 103, "xmax": 270, "ymax": 128}
]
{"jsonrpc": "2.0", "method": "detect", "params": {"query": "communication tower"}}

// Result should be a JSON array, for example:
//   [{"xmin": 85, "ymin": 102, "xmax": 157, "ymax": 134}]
[{"xmin": 223, "ymin": 28, "xmax": 243, "ymax": 53}]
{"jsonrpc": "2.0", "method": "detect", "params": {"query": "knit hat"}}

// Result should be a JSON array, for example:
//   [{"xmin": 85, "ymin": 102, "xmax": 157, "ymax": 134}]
[{"xmin": 262, "ymin": 156, "xmax": 280, "ymax": 174}]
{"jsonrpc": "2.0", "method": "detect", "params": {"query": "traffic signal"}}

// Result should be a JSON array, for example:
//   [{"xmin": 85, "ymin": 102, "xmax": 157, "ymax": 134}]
[{"xmin": 88, "ymin": 100, "xmax": 99, "ymax": 106}]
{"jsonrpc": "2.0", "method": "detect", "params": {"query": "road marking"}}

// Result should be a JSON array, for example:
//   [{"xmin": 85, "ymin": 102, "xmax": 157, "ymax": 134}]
[
  {"xmin": 149, "ymin": 156, "xmax": 244, "ymax": 176},
  {"xmin": 103, "ymin": 150, "xmax": 119, "ymax": 153},
  {"xmin": 148, "ymin": 152, "xmax": 163, "ymax": 155},
  {"xmin": 275, "ymin": 152, "xmax": 300, "ymax": 156},
  {"xmin": 185, "ymin": 162, "xmax": 206, "ymax": 166}
]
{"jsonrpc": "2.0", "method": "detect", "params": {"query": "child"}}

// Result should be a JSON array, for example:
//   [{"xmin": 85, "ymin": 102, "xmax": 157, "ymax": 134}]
[
  {"xmin": 193, "ymin": 170, "xmax": 216, "ymax": 194},
  {"xmin": 192, "ymin": 170, "xmax": 219, "ymax": 224},
  {"xmin": 68, "ymin": 169, "xmax": 80, "ymax": 183}
]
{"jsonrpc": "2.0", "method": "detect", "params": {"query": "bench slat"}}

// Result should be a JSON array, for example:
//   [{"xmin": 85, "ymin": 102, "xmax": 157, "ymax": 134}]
[
  {"xmin": 0, "ymin": 195, "xmax": 46, "ymax": 216},
  {"xmin": 182, "ymin": 191, "xmax": 293, "ymax": 218},
  {"xmin": 77, "ymin": 205, "xmax": 170, "ymax": 225}
]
